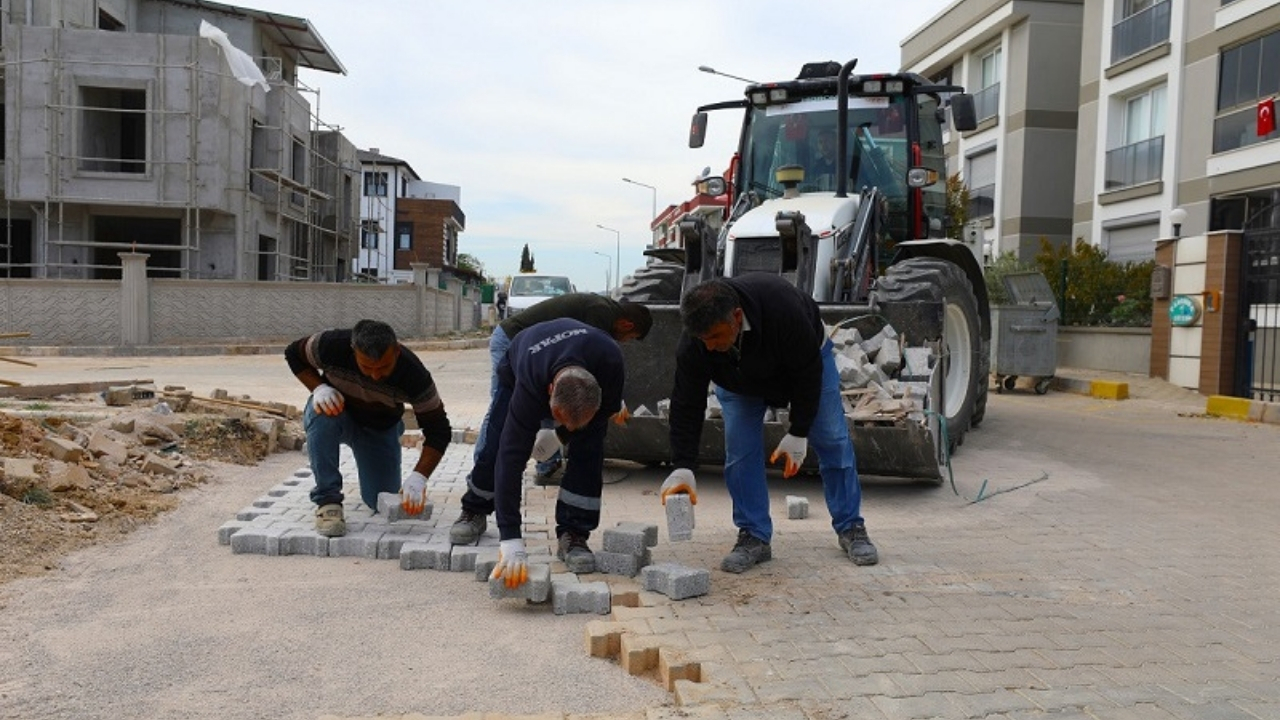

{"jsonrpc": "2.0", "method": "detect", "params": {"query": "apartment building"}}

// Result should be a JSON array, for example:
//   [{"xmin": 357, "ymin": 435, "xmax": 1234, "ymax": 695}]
[
  {"xmin": 0, "ymin": 0, "xmax": 359, "ymax": 281},
  {"xmin": 354, "ymin": 149, "xmax": 419, "ymax": 282},
  {"xmin": 902, "ymin": 0, "xmax": 1085, "ymax": 262},
  {"xmin": 394, "ymin": 180, "xmax": 470, "ymax": 282},
  {"xmin": 904, "ymin": 0, "xmax": 1280, "ymax": 264}
]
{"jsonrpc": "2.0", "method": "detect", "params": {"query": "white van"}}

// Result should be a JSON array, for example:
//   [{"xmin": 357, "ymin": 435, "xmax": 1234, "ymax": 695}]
[{"xmin": 503, "ymin": 274, "xmax": 576, "ymax": 318}]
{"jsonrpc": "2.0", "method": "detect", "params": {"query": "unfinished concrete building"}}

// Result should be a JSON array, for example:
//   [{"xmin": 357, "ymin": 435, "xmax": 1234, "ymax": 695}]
[{"xmin": 0, "ymin": 0, "xmax": 359, "ymax": 280}]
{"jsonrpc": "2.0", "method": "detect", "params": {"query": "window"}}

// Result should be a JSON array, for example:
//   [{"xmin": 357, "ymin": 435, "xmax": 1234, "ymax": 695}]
[
  {"xmin": 98, "ymin": 10, "xmax": 125, "ymax": 31},
  {"xmin": 80, "ymin": 87, "xmax": 146, "ymax": 174},
  {"xmin": 974, "ymin": 47, "xmax": 1001, "ymax": 122},
  {"xmin": 249, "ymin": 120, "xmax": 269, "ymax": 195},
  {"xmin": 363, "ymin": 171, "xmax": 387, "ymax": 197},
  {"xmin": 1106, "ymin": 85, "xmax": 1166, "ymax": 189},
  {"xmin": 395, "ymin": 221, "xmax": 413, "ymax": 251},
  {"xmin": 361, "ymin": 220, "xmax": 380, "ymax": 249},
  {"xmin": 290, "ymin": 136, "xmax": 306, "ymax": 206},
  {"xmin": 1105, "ymin": 221, "xmax": 1158, "ymax": 262},
  {"xmin": 1214, "ymin": 29, "xmax": 1280, "ymax": 152},
  {"xmin": 966, "ymin": 150, "xmax": 996, "ymax": 219},
  {"xmin": 1112, "ymin": 0, "xmax": 1171, "ymax": 63}
]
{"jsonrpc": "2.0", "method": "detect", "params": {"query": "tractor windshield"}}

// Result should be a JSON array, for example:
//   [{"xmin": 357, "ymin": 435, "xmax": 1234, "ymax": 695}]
[{"xmin": 739, "ymin": 93, "xmax": 912, "ymax": 205}]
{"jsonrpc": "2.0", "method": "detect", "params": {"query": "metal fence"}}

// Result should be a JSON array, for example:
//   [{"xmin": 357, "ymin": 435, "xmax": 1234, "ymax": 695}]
[
  {"xmin": 1239, "ymin": 226, "xmax": 1280, "ymax": 401},
  {"xmin": 1105, "ymin": 136, "xmax": 1164, "ymax": 190},
  {"xmin": 1111, "ymin": 0, "xmax": 1171, "ymax": 64}
]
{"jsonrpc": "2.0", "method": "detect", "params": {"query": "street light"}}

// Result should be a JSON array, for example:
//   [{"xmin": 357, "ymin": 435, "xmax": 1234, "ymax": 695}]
[
  {"xmin": 697, "ymin": 64, "xmax": 758, "ymax": 84},
  {"xmin": 596, "ymin": 224, "xmax": 620, "ymax": 294},
  {"xmin": 621, "ymin": 177, "xmax": 658, "ymax": 224},
  {"xmin": 592, "ymin": 250, "xmax": 612, "ymax": 293}
]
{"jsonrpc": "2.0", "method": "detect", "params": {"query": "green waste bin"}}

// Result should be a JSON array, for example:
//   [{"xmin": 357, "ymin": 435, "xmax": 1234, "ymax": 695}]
[{"xmin": 481, "ymin": 283, "xmax": 495, "ymax": 303}]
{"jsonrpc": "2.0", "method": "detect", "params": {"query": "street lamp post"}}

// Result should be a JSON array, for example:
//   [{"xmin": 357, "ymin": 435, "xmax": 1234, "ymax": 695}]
[
  {"xmin": 591, "ymin": 250, "xmax": 612, "ymax": 293},
  {"xmin": 697, "ymin": 65, "xmax": 758, "ymax": 84},
  {"xmin": 621, "ymin": 177, "xmax": 658, "ymax": 224},
  {"xmin": 596, "ymin": 224, "xmax": 620, "ymax": 293}
]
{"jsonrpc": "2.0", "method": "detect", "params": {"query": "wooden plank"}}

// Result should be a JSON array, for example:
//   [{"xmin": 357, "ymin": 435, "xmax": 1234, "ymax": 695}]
[
  {"xmin": 167, "ymin": 391, "xmax": 291, "ymax": 417},
  {"xmin": 0, "ymin": 379, "xmax": 154, "ymax": 399},
  {"xmin": 0, "ymin": 355, "xmax": 38, "ymax": 367},
  {"xmin": 0, "ymin": 332, "xmax": 32, "ymax": 340},
  {"xmin": 0, "ymin": 378, "xmax": 20, "ymax": 387}
]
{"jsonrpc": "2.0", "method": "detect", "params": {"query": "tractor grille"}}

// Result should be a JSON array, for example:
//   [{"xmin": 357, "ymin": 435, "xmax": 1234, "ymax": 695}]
[{"xmin": 731, "ymin": 237, "xmax": 783, "ymax": 275}]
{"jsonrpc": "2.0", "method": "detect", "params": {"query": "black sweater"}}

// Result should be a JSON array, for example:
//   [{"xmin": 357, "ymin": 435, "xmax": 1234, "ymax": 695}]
[{"xmin": 668, "ymin": 274, "xmax": 826, "ymax": 470}]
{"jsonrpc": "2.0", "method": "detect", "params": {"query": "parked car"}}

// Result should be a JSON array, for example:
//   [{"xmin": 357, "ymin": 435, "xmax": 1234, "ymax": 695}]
[{"xmin": 503, "ymin": 274, "xmax": 576, "ymax": 318}]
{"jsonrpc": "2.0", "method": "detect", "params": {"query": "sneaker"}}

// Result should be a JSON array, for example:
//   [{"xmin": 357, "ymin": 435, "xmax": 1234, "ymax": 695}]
[
  {"xmin": 838, "ymin": 524, "xmax": 879, "ymax": 566},
  {"xmin": 315, "ymin": 503, "xmax": 346, "ymax": 538},
  {"xmin": 556, "ymin": 531, "xmax": 596, "ymax": 573},
  {"xmin": 449, "ymin": 509, "xmax": 488, "ymax": 545},
  {"xmin": 720, "ymin": 529, "xmax": 771, "ymax": 573}
]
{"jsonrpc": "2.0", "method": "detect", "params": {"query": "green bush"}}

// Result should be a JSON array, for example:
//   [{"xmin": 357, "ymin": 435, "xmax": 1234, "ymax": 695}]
[{"xmin": 983, "ymin": 241, "xmax": 1154, "ymax": 327}]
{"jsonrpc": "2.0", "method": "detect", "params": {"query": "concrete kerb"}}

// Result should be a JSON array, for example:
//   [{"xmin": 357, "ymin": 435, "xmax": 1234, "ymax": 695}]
[
  {"xmin": 1051, "ymin": 367, "xmax": 1280, "ymax": 427},
  {"xmin": 0, "ymin": 335, "xmax": 492, "ymax": 358}
]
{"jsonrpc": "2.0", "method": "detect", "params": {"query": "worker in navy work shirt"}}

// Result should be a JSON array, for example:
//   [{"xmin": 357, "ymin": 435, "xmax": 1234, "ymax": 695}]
[
  {"xmin": 661, "ymin": 275, "xmax": 878, "ymax": 573},
  {"xmin": 285, "ymin": 319, "xmax": 451, "ymax": 538},
  {"xmin": 467, "ymin": 318, "xmax": 625, "ymax": 589}
]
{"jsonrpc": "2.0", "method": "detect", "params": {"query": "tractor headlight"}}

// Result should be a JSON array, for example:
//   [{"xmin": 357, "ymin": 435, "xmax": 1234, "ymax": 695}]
[{"xmin": 907, "ymin": 167, "xmax": 939, "ymax": 188}]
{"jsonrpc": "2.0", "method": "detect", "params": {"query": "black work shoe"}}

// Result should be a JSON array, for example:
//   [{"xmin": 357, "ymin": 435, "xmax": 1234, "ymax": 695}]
[
  {"xmin": 533, "ymin": 456, "xmax": 563, "ymax": 487},
  {"xmin": 720, "ymin": 529, "xmax": 772, "ymax": 573},
  {"xmin": 556, "ymin": 531, "xmax": 596, "ymax": 573},
  {"xmin": 838, "ymin": 524, "xmax": 879, "ymax": 566},
  {"xmin": 449, "ymin": 509, "xmax": 488, "ymax": 545}
]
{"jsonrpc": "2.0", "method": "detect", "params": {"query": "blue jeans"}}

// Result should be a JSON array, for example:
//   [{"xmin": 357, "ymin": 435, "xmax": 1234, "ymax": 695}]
[
  {"xmin": 473, "ymin": 325, "xmax": 560, "ymax": 475},
  {"xmin": 715, "ymin": 339, "xmax": 862, "ymax": 543},
  {"xmin": 305, "ymin": 399, "xmax": 404, "ymax": 510}
]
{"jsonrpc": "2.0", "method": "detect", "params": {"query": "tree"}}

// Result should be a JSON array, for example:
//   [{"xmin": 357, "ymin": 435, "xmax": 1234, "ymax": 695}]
[
  {"xmin": 456, "ymin": 253, "xmax": 484, "ymax": 277},
  {"xmin": 945, "ymin": 172, "xmax": 970, "ymax": 240},
  {"xmin": 519, "ymin": 244, "xmax": 536, "ymax": 273}
]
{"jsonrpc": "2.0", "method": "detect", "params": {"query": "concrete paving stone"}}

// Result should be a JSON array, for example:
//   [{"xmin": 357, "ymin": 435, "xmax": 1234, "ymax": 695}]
[
  {"xmin": 292, "ymin": 468, "xmax": 312, "ymax": 477},
  {"xmin": 217, "ymin": 520, "xmax": 250, "ymax": 545},
  {"xmin": 488, "ymin": 563, "xmax": 552, "ymax": 602},
  {"xmin": 450, "ymin": 545, "xmax": 483, "ymax": 572},
  {"xmin": 749, "ymin": 676, "xmax": 833, "ymax": 704},
  {"xmin": 276, "ymin": 528, "xmax": 330, "ymax": 557},
  {"xmin": 375, "ymin": 534, "xmax": 413, "ymax": 560},
  {"xmin": 552, "ymin": 579, "xmax": 610, "ymax": 616},
  {"xmin": 235, "ymin": 506, "xmax": 277, "ymax": 521},
  {"xmin": 640, "ymin": 563, "xmax": 710, "ymax": 601},
  {"xmin": 665, "ymin": 494, "xmax": 694, "ymax": 541},
  {"xmin": 396, "ymin": 539, "xmax": 452, "ymax": 569},
  {"xmin": 785, "ymin": 496, "xmax": 809, "ymax": 520},
  {"xmin": 472, "ymin": 548, "xmax": 501, "ymax": 581},
  {"xmin": 229, "ymin": 525, "xmax": 289, "ymax": 556},
  {"xmin": 597, "ymin": 549, "xmax": 650, "ymax": 577},
  {"xmin": 1019, "ymin": 685, "xmax": 1116, "ymax": 712},
  {"xmin": 327, "ymin": 530, "xmax": 384, "ymax": 558}
]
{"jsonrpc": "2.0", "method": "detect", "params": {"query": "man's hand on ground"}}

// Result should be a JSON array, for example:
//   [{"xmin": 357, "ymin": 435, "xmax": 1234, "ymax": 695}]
[
  {"xmin": 659, "ymin": 468, "xmax": 697, "ymax": 505},
  {"xmin": 491, "ymin": 539, "xmax": 529, "ymax": 589},
  {"xmin": 400, "ymin": 471, "xmax": 428, "ymax": 515},
  {"xmin": 770, "ymin": 433, "xmax": 808, "ymax": 478},
  {"xmin": 311, "ymin": 384, "xmax": 345, "ymax": 416}
]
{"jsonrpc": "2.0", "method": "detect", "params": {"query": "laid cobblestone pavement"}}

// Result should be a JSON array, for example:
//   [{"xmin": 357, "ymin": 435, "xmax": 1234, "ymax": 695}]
[{"xmin": 265, "ymin": 371, "xmax": 1280, "ymax": 720}]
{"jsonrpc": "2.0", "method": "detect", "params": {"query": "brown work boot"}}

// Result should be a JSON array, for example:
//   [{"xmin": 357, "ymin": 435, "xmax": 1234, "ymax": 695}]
[{"xmin": 315, "ymin": 503, "xmax": 346, "ymax": 538}]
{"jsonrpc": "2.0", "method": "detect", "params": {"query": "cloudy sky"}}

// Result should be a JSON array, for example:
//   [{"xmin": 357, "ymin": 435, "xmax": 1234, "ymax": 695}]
[{"xmin": 258, "ymin": 1, "xmax": 956, "ymax": 292}]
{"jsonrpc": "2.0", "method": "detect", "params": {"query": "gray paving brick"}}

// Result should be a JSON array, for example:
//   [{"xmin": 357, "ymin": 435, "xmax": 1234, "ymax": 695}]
[
  {"xmin": 597, "ymin": 549, "xmax": 650, "ymax": 577},
  {"xmin": 217, "ymin": 520, "xmax": 250, "ymax": 545},
  {"xmin": 375, "ymin": 491, "xmax": 433, "ymax": 522},
  {"xmin": 235, "ymin": 506, "xmax": 273, "ymax": 521},
  {"xmin": 665, "ymin": 493, "xmax": 694, "ymax": 541},
  {"xmin": 397, "ymin": 539, "xmax": 452, "ymax": 569},
  {"xmin": 277, "ymin": 528, "xmax": 330, "ymax": 556},
  {"xmin": 376, "ymin": 533, "xmax": 412, "ymax": 560},
  {"xmin": 602, "ymin": 524, "xmax": 651, "ymax": 555},
  {"xmin": 640, "ymin": 562, "xmax": 710, "ymax": 600},
  {"xmin": 488, "ymin": 562, "xmax": 551, "ymax": 602},
  {"xmin": 229, "ymin": 525, "xmax": 289, "ymax": 555},
  {"xmin": 552, "ymin": 577, "xmax": 610, "ymax": 615},
  {"xmin": 785, "ymin": 495, "xmax": 809, "ymax": 520},
  {"xmin": 327, "ymin": 530, "xmax": 384, "ymax": 558}
]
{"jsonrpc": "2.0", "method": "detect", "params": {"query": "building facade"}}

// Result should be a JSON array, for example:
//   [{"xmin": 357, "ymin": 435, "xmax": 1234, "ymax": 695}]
[
  {"xmin": 0, "ymin": 0, "xmax": 361, "ymax": 281},
  {"xmin": 902, "ymin": 0, "xmax": 1085, "ymax": 262},
  {"xmin": 394, "ymin": 180, "xmax": 470, "ymax": 282}
]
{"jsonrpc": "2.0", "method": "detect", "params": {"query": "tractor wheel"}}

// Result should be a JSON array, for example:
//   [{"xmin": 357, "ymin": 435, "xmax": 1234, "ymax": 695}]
[
  {"xmin": 873, "ymin": 257, "xmax": 983, "ymax": 455},
  {"xmin": 614, "ymin": 260, "xmax": 685, "ymax": 304}
]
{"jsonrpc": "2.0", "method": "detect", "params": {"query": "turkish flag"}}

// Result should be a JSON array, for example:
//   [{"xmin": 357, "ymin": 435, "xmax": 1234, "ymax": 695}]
[{"xmin": 1259, "ymin": 97, "xmax": 1276, "ymax": 137}]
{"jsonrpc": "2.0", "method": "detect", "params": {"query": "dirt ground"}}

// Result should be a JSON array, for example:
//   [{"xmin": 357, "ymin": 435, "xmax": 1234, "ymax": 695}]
[{"xmin": 0, "ymin": 386, "xmax": 299, "ymax": 585}]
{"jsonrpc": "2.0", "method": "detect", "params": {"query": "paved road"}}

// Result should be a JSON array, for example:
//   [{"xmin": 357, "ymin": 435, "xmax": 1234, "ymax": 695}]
[{"xmin": 2, "ymin": 348, "xmax": 1278, "ymax": 719}]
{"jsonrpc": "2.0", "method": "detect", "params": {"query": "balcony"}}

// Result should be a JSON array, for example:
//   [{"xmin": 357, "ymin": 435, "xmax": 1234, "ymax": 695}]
[
  {"xmin": 973, "ymin": 83, "xmax": 1001, "ymax": 124},
  {"xmin": 968, "ymin": 184, "xmax": 995, "ymax": 219},
  {"xmin": 1111, "ymin": 0, "xmax": 1171, "ymax": 64},
  {"xmin": 1105, "ymin": 136, "xmax": 1164, "ymax": 190},
  {"xmin": 1213, "ymin": 104, "xmax": 1280, "ymax": 153}
]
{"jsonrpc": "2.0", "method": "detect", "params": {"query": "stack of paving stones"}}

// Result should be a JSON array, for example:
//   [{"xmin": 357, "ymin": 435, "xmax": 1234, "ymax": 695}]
[{"xmin": 217, "ymin": 444, "xmax": 621, "ymax": 615}]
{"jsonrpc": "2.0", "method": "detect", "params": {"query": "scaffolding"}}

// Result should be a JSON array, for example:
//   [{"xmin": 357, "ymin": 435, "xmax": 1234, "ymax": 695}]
[{"xmin": 0, "ymin": 20, "xmax": 358, "ymax": 282}]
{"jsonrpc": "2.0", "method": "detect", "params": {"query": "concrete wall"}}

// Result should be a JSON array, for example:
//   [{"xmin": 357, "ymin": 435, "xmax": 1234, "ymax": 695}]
[
  {"xmin": 1055, "ymin": 326, "xmax": 1152, "ymax": 373},
  {"xmin": 0, "ymin": 272, "xmax": 478, "ymax": 348}
]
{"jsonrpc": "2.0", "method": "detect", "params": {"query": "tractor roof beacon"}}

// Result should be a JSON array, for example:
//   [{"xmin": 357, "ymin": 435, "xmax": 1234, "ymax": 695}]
[{"xmin": 607, "ymin": 59, "xmax": 991, "ymax": 484}]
